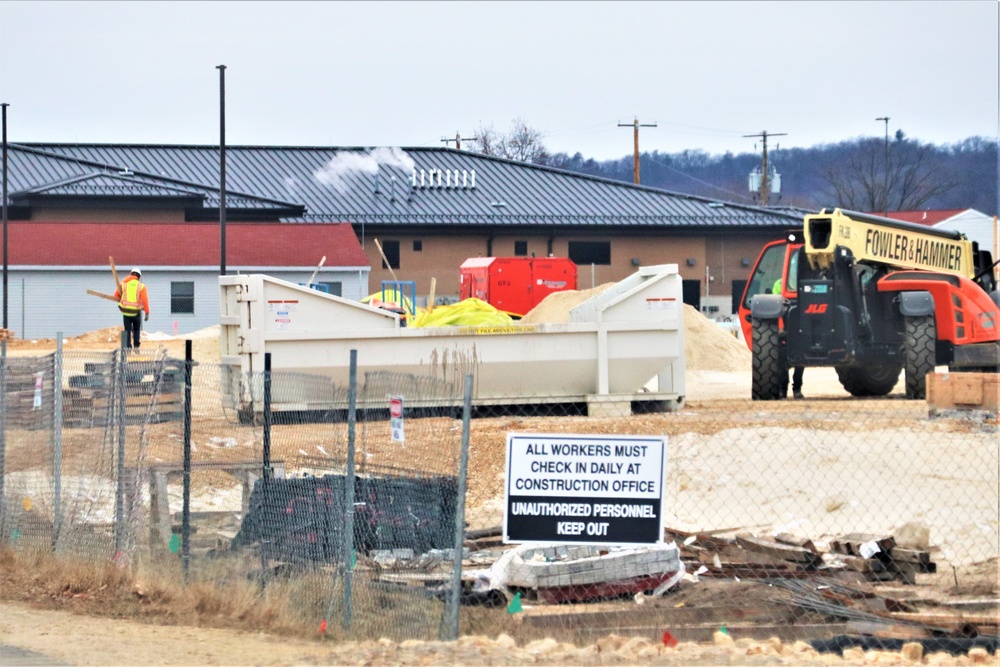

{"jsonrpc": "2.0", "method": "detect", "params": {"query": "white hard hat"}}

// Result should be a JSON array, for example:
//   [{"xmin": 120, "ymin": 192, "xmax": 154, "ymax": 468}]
[{"xmin": 131, "ymin": 268, "xmax": 142, "ymax": 277}]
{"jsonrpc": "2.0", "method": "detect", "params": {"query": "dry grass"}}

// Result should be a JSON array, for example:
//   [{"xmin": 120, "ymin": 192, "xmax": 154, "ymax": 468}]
[
  {"xmin": 0, "ymin": 547, "xmax": 314, "ymax": 635},
  {"xmin": 0, "ymin": 547, "xmax": 482, "ymax": 641}
]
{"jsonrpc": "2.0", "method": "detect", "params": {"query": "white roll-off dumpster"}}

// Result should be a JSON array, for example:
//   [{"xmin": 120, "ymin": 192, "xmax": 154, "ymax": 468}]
[{"xmin": 218, "ymin": 264, "xmax": 685, "ymax": 417}]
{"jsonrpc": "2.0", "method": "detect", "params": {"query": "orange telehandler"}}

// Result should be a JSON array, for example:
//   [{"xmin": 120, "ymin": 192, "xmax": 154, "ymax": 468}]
[{"xmin": 738, "ymin": 208, "xmax": 999, "ymax": 400}]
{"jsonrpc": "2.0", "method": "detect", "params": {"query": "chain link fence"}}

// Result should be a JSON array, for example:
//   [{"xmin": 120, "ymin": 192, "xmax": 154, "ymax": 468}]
[{"xmin": 0, "ymin": 337, "xmax": 997, "ymax": 656}]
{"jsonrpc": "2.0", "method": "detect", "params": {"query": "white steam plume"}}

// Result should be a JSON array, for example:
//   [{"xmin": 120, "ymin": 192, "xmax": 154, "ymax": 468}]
[{"xmin": 313, "ymin": 147, "xmax": 415, "ymax": 194}]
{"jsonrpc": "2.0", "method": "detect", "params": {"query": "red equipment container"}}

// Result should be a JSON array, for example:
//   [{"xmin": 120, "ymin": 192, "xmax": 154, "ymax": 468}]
[{"xmin": 459, "ymin": 257, "xmax": 577, "ymax": 317}]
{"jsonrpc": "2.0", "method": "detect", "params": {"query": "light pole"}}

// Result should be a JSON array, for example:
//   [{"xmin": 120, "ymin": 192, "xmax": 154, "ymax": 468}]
[
  {"xmin": 2, "ymin": 102, "xmax": 9, "ymax": 331},
  {"xmin": 875, "ymin": 117, "xmax": 890, "ymax": 214},
  {"xmin": 218, "ymin": 65, "xmax": 227, "ymax": 276}
]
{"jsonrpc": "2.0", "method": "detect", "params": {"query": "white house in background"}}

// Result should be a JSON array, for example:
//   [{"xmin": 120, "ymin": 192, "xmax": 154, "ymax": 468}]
[
  {"xmin": 882, "ymin": 209, "xmax": 999, "ymax": 258},
  {"xmin": 934, "ymin": 209, "xmax": 998, "ymax": 258},
  {"xmin": 6, "ymin": 221, "xmax": 369, "ymax": 340}
]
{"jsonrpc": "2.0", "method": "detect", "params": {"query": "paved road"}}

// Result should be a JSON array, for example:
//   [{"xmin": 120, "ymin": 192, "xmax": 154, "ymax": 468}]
[{"xmin": 0, "ymin": 644, "xmax": 69, "ymax": 666}]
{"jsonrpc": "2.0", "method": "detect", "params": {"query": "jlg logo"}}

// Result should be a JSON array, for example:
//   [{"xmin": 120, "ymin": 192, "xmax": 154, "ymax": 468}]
[{"xmin": 804, "ymin": 304, "xmax": 828, "ymax": 315}]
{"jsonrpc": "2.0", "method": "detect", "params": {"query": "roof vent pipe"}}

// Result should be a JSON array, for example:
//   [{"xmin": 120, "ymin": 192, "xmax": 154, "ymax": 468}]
[
  {"xmin": 463, "ymin": 170, "xmax": 468, "ymax": 188},
  {"xmin": 470, "ymin": 170, "xmax": 476, "ymax": 189},
  {"xmin": 420, "ymin": 169, "xmax": 426, "ymax": 188},
  {"xmin": 374, "ymin": 170, "xmax": 381, "ymax": 194},
  {"xmin": 436, "ymin": 170, "xmax": 442, "ymax": 188},
  {"xmin": 446, "ymin": 169, "xmax": 452, "ymax": 188},
  {"xmin": 410, "ymin": 169, "xmax": 416, "ymax": 188},
  {"xmin": 390, "ymin": 175, "xmax": 396, "ymax": 203}
]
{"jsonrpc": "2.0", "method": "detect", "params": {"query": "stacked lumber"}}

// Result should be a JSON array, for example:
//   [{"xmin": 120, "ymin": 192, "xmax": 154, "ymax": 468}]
[
  {"xmin": 0, "ymin": 328, "xmax": 12, "ymax": 341},
  {"xmin": 665, "ymin": 528, "xmax": 937, "ymax": 585},
  {"xmin": 829, "ymin": 533, "xmax": 936, "ymax": 584},
  {"xmin": 66, "ymin": 355, "xmax": 185, "ymax": 427}
]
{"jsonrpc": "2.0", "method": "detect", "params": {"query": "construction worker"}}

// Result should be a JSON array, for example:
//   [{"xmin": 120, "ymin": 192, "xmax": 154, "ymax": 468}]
[
  {"xmin": 113, "ymin": 268, "xmax": 150, "ymax": 349},
  {"xmin": 772, "ymin": 277, "xmax": 804, "ymax": 399}
]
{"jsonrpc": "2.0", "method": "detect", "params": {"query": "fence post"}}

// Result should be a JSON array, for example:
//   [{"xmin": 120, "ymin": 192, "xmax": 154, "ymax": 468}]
[
  {"xmin": 114, "ymin": 343, "xmax": 126, "ymax": 555},
  {"xmin": 263, "ymin": 352, "xmax": 272, "ymax": 480},
  {"xmin": 53, "ymin": 333, "xmax": 63, "ymax": 550},
  {"xmin": 343, "ymin": 349, "xmax": 358, "ymax": 631},
  {"xmin": 182, "ymin": 339, "xmax": 192, "ymax": 580},
  {"xmin": 0, "ymin": 340, "xmax": 6, "ymax": 545},
  {"xmin": 444, "ymin": 373, "xmax": 474, "ymax": 640}
]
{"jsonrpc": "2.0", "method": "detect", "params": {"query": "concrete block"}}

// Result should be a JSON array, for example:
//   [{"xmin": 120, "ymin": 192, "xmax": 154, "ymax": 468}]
[
  {"xmin": 586, "ymin": 394, "xmax": 633, "ymax": 418},
  {"xmin": 927, "ymin": 372, "xmax": 999, "ymax": 413}
]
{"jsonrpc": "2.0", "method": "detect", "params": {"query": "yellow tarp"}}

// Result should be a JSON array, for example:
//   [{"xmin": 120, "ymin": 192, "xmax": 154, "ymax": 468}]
[{"xmin": 410, "ymin": 298, "xmax": 515, "ymax": 328}]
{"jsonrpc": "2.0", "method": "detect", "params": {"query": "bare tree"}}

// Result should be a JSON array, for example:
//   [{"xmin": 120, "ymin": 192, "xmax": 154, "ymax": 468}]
[
  {"xmin": 471, "ymin": 118, "xmax": 549, "ymax": 164},
  {"xmin": 822, "ymin": 135, "xmax": 955, "ymax": 212}
]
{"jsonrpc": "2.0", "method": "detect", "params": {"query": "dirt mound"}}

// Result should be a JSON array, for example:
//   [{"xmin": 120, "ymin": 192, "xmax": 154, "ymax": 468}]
[
  {"xmin": 5, "ymin": 326, "xmax": 125, "ymax": 349},
  {"xmin": 518, "ymin": 283, "xmax": 617, "ymax": 324},
  {"xmin": 682, "ymin": 304, "xmax": 750, "ymax": 372},
  {"xmin": 520, "ymin": 288, "xmax": 750, "ymax": 372}
]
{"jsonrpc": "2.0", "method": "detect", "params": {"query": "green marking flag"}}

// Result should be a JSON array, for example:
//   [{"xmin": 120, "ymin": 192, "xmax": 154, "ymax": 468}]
[
  {"xmin": 507, "ymin": 591, "xmax": 523, "ymax": 614},
  {"xmin": 10, "ymin": 528, "xmax": 20, "ymax": 543},
  {"xmin": 168, "ymin": 533, "xmax": 180, "ymax": 554}
]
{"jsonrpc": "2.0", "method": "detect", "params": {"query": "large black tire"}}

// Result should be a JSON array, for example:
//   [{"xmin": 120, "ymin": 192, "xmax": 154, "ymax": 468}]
[
  {"xmin": 904, "ymin": 315, "xmax": 936, "ymax": 400},
  {"xmin": 835, "ymin": 365, "xmax": 901, "ymax": 397},
  {"xmin": 752, "ymin": 319, "xmax": 784, "ymax": 400}
]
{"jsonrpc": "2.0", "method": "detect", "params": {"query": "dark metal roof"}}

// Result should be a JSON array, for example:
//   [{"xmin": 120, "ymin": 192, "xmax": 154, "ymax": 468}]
[
  {"xmin": 16, "ymin": 173, "xmax": 207, "ymax": 199},
  {"xmin": 8, "ymin": 143, "xmax": 806, "ymax": 228},
  {"xmin": 7, "ymin": 144, "xmax": 304, "ymax": 215}
]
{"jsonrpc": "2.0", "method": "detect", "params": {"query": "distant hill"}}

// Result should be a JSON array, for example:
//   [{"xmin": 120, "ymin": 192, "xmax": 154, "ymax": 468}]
[{"xmin": 543, "ymin": 136, "xmax": 997, "ymax": 215}]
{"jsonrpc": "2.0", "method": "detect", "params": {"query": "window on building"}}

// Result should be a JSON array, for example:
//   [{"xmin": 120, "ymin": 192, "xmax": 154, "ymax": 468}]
[
  {"xmin": 381, "ymin": 240, "xmax": 401, "ymax": 269},
  {"xmin": 317, "ymin": 282, "xmax": 343, "ymax": 297},
  {"xmin": 413, "ymin": 240, "xmax": 422, "ymax": 252},
  {"xmin": 568, "ymin": 241, "xmax": 611, "ymax": 265},
  {"xmin": 170, "ymin": 281, "xmax": 195, "ymax": 314},
  {"xmin": 514, "ymin": 240, "xmax": 528, "ymax": 256}
]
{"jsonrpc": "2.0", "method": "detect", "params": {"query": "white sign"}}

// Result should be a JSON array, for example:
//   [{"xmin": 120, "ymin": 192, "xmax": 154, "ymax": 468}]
[
  {"xmin": 33, "ymin": 372, "xmax": 43, "ymax": 410},
  {"xmin": 504, "ymin": 433, "xmax": 666, "ymax": 545},
  {"xmin": 389, "ymin": 395, "xmax": 404, "ymax": 443},
  {"xmin": 267, "ymin": 300, "xmax": 298, "ymax": 330}
]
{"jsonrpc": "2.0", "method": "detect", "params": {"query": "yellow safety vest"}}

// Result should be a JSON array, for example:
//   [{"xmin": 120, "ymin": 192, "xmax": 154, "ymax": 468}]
[{"xmin": 119, "ymin": 279, "xmax": 143, "ymax": 315}]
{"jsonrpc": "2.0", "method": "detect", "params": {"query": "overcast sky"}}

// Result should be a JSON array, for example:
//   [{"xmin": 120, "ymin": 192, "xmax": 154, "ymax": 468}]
[{"xmin": 1, "ymin": 1, "xmax": 997, "ymax": 160}]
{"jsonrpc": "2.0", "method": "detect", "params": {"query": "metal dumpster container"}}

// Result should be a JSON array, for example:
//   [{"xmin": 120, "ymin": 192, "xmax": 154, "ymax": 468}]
[{"xmin": 219, "ymin": 264, "xmax": 685, "ymax": 418}]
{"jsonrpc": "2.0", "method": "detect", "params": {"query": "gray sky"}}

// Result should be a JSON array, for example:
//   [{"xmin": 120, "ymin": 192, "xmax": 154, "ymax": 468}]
[{"xmin": 1, "ymin": 1, "xmax": 997, "ymax": 160}]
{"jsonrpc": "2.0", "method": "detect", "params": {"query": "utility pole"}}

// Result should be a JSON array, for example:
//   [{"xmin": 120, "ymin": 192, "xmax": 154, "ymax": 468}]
[
  {"xmin": 876, "ymin": 117, "xmax": 890, "ymax": 214},
  {"xmin": 441, "ymin": 132, "xmax": 477, "ymax": 150},
  {"xmin": 2, "ymin": 102, "xmax": 8, "ymax": 331},
  {"xmin": 217, "ymin": 65, "xmax": 227, "ymax": 276},
  {"xmin": 618, "ymin": 117, "xmax": 657, "ymax": 184},
  {"xmin": 743, "ymin": 130, "xmax": 786, "ymax": 206}
]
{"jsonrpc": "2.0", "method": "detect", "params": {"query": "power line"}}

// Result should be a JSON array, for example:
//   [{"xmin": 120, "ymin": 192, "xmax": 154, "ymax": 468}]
[{"xmin": 644, "ymin": 153, "xmax": 753, "ymax": 202}]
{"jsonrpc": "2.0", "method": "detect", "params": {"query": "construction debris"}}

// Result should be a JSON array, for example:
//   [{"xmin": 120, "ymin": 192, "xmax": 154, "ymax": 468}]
[
  {"xmin": 829, "ymin": 533, "xmax": 937, "ymax": 584},
  {"xmin": 466, "ymin": 542, "xmax": 683, "ymax": 605},
  {"xmin": 665, "ymin": 527, "xmax": 939, "ymax": 585}
]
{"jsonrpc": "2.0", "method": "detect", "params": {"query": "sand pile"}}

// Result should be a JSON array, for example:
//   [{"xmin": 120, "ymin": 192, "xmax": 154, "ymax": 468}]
[
  {"xmin": 682, "ymin": 304, "xmax": 750, "ymax": 373},
  {"xmin": 520, "ymin": 288, "xmax": 750, "ymax": 373},
  {"xmin": 518, "ymin": 283, "xmax": 617, "ymax": 324}
]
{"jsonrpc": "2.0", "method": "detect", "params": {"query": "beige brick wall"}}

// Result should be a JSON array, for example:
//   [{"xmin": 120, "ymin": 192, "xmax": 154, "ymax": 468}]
[{"xmin": 362, "ymin": 231, "xmax": 779, "ymax": 305}]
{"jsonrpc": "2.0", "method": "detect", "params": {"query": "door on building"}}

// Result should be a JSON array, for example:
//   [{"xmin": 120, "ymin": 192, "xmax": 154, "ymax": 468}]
[
  {"xmin": 731, "ymin": 279, "xmax": 748, "ymax": 317},
  {"xmin": 682, "ymin": 279, "xmax": 701, "ymax": 312}
]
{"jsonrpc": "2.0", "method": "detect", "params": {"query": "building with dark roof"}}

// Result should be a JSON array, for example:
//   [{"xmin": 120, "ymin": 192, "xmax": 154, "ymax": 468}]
[{"xmin": 4, "ymin": 142, "xmax": 810, "ymax": 338}]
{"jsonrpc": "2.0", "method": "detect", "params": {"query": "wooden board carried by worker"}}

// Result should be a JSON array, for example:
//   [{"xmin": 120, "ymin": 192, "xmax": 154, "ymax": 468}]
[{"xmin": 87, "ymin": 289, "xmax": 119, "ymax": 303}]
